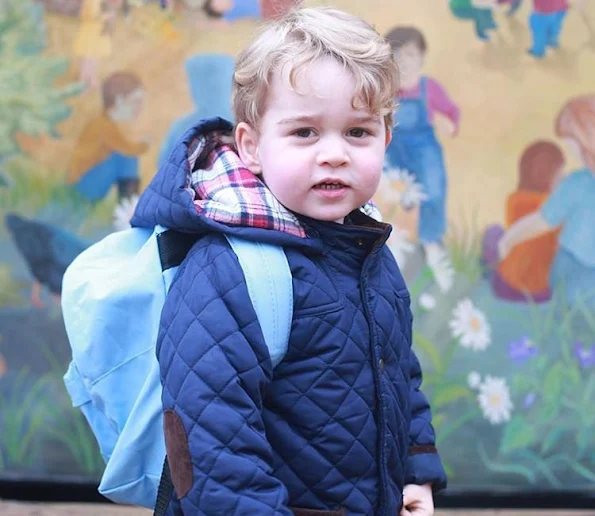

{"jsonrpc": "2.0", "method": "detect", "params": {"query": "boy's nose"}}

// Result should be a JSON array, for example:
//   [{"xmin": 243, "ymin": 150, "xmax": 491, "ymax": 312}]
[{"xmin": 316, "ymin": 138, "xmax": 350, "ymax": 168}]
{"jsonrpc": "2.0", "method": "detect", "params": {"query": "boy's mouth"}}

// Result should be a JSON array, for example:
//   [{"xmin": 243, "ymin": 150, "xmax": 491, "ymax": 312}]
[{"xmin": 313, "ymin": 180, "xmax": 348, "ymax": 191}]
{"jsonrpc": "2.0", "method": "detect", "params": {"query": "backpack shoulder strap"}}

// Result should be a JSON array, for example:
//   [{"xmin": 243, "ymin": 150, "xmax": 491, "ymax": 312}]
[
  {"xmin": 225, "ymin": 235, "xmax": 292, "ymax": 367},
  {"xmin": 155, "ymin": 229, "xmax": 292, "ymax": 362},
  {"xmin": 153, "ymin": 235, "xmax": 293, "ymax": 516}
]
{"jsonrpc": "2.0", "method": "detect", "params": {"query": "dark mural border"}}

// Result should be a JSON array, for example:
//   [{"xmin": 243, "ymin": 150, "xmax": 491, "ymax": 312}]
[{"xmin": 0, "ymin": 479, "xmax": 594, "ymax": 510}]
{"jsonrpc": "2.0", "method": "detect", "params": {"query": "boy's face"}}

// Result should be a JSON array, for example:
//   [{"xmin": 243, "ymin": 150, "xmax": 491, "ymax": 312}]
[
  {"xmin": 110, "ymin": 88, "xmax": 144, "ymax": 121},
  {"xmin": 395, "ymin": 42, "xmax": 424, "ymax": 87},
  {"xmin": 237, "ymin": 58, "xmax": 390, "ymax": 223}
]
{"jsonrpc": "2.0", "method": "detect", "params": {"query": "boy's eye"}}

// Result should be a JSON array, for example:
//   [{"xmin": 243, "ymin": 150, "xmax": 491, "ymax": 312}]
[
  {"xmin": 348, "ymin": 128, "xmax": 370, "ymax": 138},
  {"xmin": 293, "ymin": 128, "xmax": 315, "ymax": 138}
]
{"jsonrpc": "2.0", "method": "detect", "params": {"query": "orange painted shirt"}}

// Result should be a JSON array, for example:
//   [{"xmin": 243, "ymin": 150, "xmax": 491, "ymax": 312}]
[
  {"xmin": 68, "ymin": 114, "xmax": 149, "ymax": 183},
  {"xmin": 497, "ymin": 190, "xmax": 560, "ymax": 294}
]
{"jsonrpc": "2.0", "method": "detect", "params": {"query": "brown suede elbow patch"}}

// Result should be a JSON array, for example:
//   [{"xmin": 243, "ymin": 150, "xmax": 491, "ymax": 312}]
[
  {"xmin": 163, "ymin": 409, "xmax": 193, "ymax": 498},
  {"xmin": 409, "ymin": 445, "xmax": 438, "ymax": 456}
]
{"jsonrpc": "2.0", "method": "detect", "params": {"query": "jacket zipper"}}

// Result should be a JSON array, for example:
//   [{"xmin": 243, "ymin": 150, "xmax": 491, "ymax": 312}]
[{"xmin": 360, "ymin": 238, "xmax": 390, "ymax": 515}]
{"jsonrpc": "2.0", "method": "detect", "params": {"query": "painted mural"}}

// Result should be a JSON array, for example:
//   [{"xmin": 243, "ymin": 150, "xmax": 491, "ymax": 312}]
[{"xmin": 1, "ymin": 0, "xmax": 594, "ymax": 495}]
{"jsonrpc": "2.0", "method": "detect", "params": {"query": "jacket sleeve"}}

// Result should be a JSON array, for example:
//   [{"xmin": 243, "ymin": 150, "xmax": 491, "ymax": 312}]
[
  {"xmin": 157, "ymin": 238, "xmax": 293, "ymax": 515},
  {"xmin": 405, "ymin": 308, "xmax": 448, "ymax": 492}
]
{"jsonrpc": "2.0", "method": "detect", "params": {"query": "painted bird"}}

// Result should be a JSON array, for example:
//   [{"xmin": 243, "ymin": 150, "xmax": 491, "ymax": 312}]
[{"xmin": 4, "ymin": 213, "xmax": 89, "ymax": 309}]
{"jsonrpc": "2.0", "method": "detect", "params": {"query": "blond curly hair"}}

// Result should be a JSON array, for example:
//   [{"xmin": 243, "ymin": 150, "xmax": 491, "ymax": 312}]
[{"xmin": 232, "ymin": 6, "xmax": 400, "ymax": 131}]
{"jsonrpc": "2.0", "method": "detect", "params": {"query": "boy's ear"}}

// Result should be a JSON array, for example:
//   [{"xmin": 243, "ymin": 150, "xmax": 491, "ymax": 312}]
[
  {"xmin": 235, "ymin": 122, "xmax": 261, "ymax": 174},
  {"xmin": 385, "ymin": 126, "xmax": 392, "ymax": 148}
]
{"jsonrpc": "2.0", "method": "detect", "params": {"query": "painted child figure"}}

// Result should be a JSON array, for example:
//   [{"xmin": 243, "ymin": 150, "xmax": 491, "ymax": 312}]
[
  {"xmin": 131, "ymin": 7, "xmax": 446, "ymax": 515},
  {"xmin": 201, "ymin": 0, "xmax": 299, "ymax": 27},
  {"xmin": 158, "ymin": 54, "xmax": 234, "ymax": 168},
  {"xmin": 384, "ymin": 27, "xmax": 460, "ymax": 287},
  {"xmin": 449, "ymin": 0, "xmax": 499, "ymax": 40},
  {"xmin": 528, "ymin": 0, "xmax": 570, "ymax": 58},
  {"xmin": 499, "ymin": 0, "xmax": 524, "ymax": 16},
  {"xmin": 202, "ymin": 0, "xmax": 260, "ymax": 25},
  {"xmin": 68, "ymin": 72, "xmax": 149, "ymax": 203},
  {"xmin": 500, "ymin": 95, "xmax": 595, "ymax": 308},
  {"xmin": 483, "ymin": 141, "xmax": 564, "ymax": 302},
  {"xmin": 72, "ymin": 0, "xmax": 124, "ymax": 88}
]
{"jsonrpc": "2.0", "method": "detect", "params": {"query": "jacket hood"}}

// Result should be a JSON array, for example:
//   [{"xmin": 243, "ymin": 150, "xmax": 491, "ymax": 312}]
[{"xmin": 132, "ymin": 117, "xmax": 382, "ymax": 249}]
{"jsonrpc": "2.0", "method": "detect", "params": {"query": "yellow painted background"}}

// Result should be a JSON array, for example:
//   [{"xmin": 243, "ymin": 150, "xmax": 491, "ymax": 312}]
[{"xmin": 28, "ymin": 0, "xmax": 595, "ymax": 233}]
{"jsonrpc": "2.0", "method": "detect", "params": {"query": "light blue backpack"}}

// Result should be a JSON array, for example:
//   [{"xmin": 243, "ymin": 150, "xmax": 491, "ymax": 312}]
[{"xmin": 61, "ymin": 226, "xmax": 292, "ymax": 509}]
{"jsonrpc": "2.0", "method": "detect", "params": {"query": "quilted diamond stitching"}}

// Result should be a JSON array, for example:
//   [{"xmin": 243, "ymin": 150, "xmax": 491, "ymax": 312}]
[{"xmin": 153, "ymin": 186, "xmax": 441, "ymax": 514}]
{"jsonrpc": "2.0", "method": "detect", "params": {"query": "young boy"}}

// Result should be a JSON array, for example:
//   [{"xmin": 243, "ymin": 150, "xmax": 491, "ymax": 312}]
[
  {"xmin": 68, "ymin": 71, "xmax": 149, "ymax": 202},
  {"xmin": 132, "ymin": 7, "xmax": 446, "ymax": 515}
]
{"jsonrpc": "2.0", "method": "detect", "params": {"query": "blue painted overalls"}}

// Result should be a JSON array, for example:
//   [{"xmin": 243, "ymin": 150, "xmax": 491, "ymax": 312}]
[
  {"xmin": 386, "ymin": 78, "xmax": 448, "ymax": 244},
  {"xmin": 528, "ymin": 7, "xmax": 568, "ymax": 58}
]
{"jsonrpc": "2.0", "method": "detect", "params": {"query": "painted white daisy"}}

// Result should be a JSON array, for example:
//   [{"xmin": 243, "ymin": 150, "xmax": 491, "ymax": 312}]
[
  {"xmin": 380, "ymin": 168, "xmax": 427, "ymax": 209},
  {"xmin": 450, "ymin": 298, "xmax": 491, "ymax": 351},
  {"xmin": 112, "ymin": 195, "xmax": 140, "ymax": 232},
  {"xmin": 467, "ymin": 371, "xmax": 482, "ymax": 389},
  {"xmin": 387, "ymin": 226, "xmax": 415, "ymax": 267},
  {"xmin": 426, "ymin": 245, "xmax": 455, "ymax": 293},
  {"xmin": 477, "ymin": 376, "xmax": 513, "ymax": 424},
  {"xmin": 418, "ymin": 293, "xmax": 436, "ymax": 311}
]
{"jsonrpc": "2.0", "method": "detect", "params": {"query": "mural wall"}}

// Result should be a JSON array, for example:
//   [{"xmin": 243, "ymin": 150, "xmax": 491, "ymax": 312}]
[{"xmin": 1, "ymin": 0, "xmax": 594, "ymax": 494}]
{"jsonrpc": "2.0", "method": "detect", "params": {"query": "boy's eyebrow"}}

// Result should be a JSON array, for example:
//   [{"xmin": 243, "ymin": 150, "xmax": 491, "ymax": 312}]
[
  {"xmin": 277, "ymin": 115, "xmax": 382, "ymax": 125},
  {"xmin": 277, "ymin": 115, "xmax": 319, "ymax": 125},
  {"xmin": 352, "ymin": 115, "xmax": 382, "ymax": 125}
]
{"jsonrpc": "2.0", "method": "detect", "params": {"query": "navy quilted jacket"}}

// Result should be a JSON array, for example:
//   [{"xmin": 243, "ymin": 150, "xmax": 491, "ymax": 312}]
[{"xmin": 132, "ymin": 119, "xmax": 447, "ymax": 515}]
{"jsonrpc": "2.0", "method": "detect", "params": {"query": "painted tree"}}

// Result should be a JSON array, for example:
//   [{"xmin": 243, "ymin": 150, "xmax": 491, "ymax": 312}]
[{"xmin": 0, "ymin": 0, "xmax": 83, "ymax": 161}]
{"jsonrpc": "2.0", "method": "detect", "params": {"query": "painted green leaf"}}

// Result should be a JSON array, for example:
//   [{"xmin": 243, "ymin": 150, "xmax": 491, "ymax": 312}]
[
  {"xmin": 576, "ymin": 428, "xmax": 593, "ymax": 457},
  {"xmin": 432, "ymin": 413, "xmax": 446, "ymax": 430},
  {"xmin": 511, "ymin": 374, "xmax": 536, "ymax": 392},
  {"xmin": 565, "ymin": 366, "xmax": 581, "ymax": 386},
  {"xmin": 583, "ymin": 374, "xmax": 595, "ymax": 406},
  {"xmin": 413, "ymin": 332, "xmax": 442, "ymax": 373},
  {"xmin": 500, "ymin": 415, "xmax": 538, "ymax": 455},
  {"xmin": 534, "ymin": 356, "xmax": 550, "ymax": 371},
  {"xmin": 541, "ymin": 427, "xmax": 566, "ymax": 455},
  {"xmin": 537, "ymin": 401, "xmax": 560, "ymax": 425},
  {"xmin": 543, "ymin": 363, "xmax": 565, "ymax": 401},
  {"xmin": 432, "ymin": 384, "xmax": 472, "ymax": 410},
  {"xmin": 442, "ymin": 460, "xmax": 454, "ymax": 479}
]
